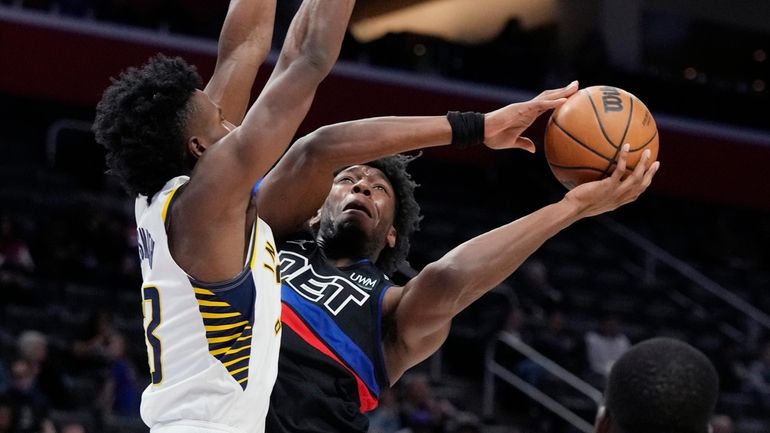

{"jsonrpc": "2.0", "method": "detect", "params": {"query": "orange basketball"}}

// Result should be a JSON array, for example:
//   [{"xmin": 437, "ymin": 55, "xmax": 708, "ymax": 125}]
[{"xmin": 544, "ymin": 85, "xmax": 659, "ymax": 189}]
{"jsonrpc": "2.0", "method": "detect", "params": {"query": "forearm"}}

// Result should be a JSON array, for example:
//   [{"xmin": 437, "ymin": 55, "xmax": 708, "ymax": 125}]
[
  {"xmin": 206, "ymin": 0, "xmax": 276, "ymax": 123},
  {"xmin": 231, "ymin": 0, "xmax": 356, "ymax": 174},
  {"xmin": 276, "ymin": 0, "xmax": 355, "ymax": 75},
  {"xmin": 424, "ymin": 198, "xmax": 584, "ymax": 314},
  {"xmin": 302, "ymin": 116, "xmax": 452, "ymax": 170},
  {"xmin": 387, "ymin": 201, "xmax": 583, "ymax": 378},
  {"xmin": 217, "ymin": 0, "xmax": 275, "ymax": 63}
]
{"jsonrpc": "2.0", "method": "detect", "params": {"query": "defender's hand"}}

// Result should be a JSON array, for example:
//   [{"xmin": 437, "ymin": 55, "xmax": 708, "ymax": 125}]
[{"xmin": 484, "ymin": 81, "xmax": 578, "ymax": 152}]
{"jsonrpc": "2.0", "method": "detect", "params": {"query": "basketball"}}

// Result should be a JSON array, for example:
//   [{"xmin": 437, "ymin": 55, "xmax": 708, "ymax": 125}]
[{"xmin": 544, "ymin": 85, "xmax": 659, "ymax": 189}]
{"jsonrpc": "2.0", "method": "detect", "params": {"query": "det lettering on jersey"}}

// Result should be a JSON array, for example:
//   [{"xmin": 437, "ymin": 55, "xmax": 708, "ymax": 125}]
[
  {"xmin": 280, "ymin": 250, "xmax": 371, "ymax": 316},
  {"xmin": 137, "ymin": 228, "xmax": 155, "ymax": 269}
]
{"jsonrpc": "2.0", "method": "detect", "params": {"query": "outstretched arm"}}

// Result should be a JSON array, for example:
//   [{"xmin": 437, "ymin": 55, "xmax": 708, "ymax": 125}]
[
  {"xmin": 172, "ymin": 0, "xmax": 355, "ymax": 282},
  {"xmin": 204, "ymin": 0, "xmax": 277, "ymax": 125},
  {"xmin": 258, "ymin": 82, "xmax": 579, "ymax": 239},
  {"xmin": 383, "ymin": 145, "xmax": 660, "ymax": 383}
]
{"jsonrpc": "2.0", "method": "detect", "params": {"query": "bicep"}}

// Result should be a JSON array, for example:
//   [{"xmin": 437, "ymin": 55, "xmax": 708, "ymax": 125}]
[
  {"xmin": 256, "ymin": 138, "xmax": 336, "ymax": 240},
  {"xmin": 385, "ymin": 267, "xmax": 456, "ymax": 380},
  {"xmin": 193, "ymin": 60, "xmax": 327, "ymax": 213}
]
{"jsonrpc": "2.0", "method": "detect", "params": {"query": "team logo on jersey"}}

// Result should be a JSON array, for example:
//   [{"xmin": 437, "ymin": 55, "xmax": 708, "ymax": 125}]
[
  {"xmin": 350, "ymin": 272, "xmax": 378, "ymax": 288},
  {"xmin": 137, "ymin": 228, "xmax": 155, "ymax": 269},
  {"xmin": 280, "ymin": 250, "xmax": 371, "ymax": 316},
  {"xmin": 285, "ymin": 239, "xmax": 315, "ymax": 251}
]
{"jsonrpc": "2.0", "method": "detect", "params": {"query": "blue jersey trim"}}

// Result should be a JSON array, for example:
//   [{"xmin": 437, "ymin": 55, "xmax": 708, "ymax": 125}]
[
  {"xmin": 251, "ymin": 177, "xmax": 264, "ymax": 196},
  {"xmin": 375, "ymin": 283, "xmax": 392, "ymax": 388},
  {"xmin": 281, "ymin": 284, "xmax": 380, "ymax": 396}
]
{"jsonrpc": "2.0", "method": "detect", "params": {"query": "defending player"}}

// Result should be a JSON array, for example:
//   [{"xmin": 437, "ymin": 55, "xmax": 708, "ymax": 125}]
[
  {"xmin": 91, "ymin": 0, "xmax": 355, "ymax": 431},
  {"xmin": 255, "ymin": 82, "xmax": 660, "ymax": 432}
]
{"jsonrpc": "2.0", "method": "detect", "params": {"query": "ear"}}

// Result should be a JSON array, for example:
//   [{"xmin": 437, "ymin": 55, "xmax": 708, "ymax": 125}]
[
  {"xmin": 594, "ymin": 405, "xmax": 612, "ymax": 433},
  {"xmin": 309, "ymin": 209, "xmax": 322, "ymax": 231},
  {"xmin": 386, "ymin": 225, "xmax": 397, "ymax": 249},
  {"xmin": 188, "ymin": 137, "xmax": 208, "ymax": 159}
]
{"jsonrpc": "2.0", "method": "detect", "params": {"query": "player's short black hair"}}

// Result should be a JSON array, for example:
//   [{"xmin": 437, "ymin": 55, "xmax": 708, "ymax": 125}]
[
  {"xmin": 605, "ymin": 337, "xmax": 719, "ymax": 433},
  {"xmin": 93, "ymin": 54, "xmax": 202, "ymax": 197},
  {"xmin": 364, "ymin": 155, "xmax": 422, "ymax": 276}
]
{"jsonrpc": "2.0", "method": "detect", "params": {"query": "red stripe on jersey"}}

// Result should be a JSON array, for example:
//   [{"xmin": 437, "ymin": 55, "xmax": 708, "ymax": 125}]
[{"xmin": 281, "ymin": 303, "xmax": 379, "ymax": 413}]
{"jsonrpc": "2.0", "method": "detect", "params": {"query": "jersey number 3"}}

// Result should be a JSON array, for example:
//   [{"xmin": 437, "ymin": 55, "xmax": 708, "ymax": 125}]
[{"xmin": 142, "ymin": 286, "xmax": 163, "ymax": 385}]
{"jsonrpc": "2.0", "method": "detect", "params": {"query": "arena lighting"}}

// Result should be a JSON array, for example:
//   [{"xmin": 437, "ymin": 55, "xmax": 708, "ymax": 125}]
[{"xmin": 350, "ymin": 0, "xmax": 556, "ymax": 44}]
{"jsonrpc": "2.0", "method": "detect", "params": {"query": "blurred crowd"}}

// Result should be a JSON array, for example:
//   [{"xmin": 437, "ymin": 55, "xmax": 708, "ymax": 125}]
[{"xmin": 3, "ymin": 194, "xmax": 769, "ymax": 432}]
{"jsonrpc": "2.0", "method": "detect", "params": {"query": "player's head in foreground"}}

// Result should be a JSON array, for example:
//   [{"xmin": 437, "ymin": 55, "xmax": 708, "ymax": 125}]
[{"xmin": 596, "ymin": 337, "xmax": 719, "ymax": 433}]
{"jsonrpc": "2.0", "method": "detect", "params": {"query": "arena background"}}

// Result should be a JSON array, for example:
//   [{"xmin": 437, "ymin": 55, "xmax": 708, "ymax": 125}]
[{"xmin": 0, "ymin": 1, "xmax": 768, "ymax": 433}]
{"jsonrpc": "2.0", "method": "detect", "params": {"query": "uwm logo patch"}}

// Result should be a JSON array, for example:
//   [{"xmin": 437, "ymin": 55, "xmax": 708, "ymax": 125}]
[{"xmin": 280, "ymin": 251, "xmax": 372, "ymax": 316}]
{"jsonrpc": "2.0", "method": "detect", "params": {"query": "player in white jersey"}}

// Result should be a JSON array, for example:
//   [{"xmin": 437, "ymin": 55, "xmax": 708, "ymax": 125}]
[
  {"xmin": 92, "ymin": 0, "xmax": 357, "ymax": 431},
  {"xmin": 134, "ymin": 176, "xmax": 282, "ymax": 432}
]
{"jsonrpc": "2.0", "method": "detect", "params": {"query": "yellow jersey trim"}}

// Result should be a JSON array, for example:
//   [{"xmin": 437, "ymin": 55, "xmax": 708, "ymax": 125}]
[{"xmin": 161, "ymin": 186, "xmax": 181, "ymax": 223}]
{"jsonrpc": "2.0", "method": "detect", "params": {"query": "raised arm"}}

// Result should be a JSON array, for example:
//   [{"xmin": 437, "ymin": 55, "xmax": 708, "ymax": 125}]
[
  {"xmin": 204, "ymin": 0, "xmax": 277, "ymax": 125},
  {"xmin": 382, "ymin": 145, "xmax": 660, "ymax": 383},
  {"xmin": 258, "ymin": 82, "xmax": 579, "ymax": 239},
  {"xmin": 171, "ymin": 0, "xmax": 356, "ymax": 282}
]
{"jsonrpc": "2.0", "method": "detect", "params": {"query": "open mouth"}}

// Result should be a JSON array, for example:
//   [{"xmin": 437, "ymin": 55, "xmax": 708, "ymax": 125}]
[{"xmin": 343, "ymin": 201, "xmax": 373, "ymax": 218}]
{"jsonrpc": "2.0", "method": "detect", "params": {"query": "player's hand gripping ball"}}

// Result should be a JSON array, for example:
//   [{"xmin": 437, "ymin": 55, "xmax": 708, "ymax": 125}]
[{"xmin": 544, "ymin": 85, "xmax": 659, "ymax": 189}]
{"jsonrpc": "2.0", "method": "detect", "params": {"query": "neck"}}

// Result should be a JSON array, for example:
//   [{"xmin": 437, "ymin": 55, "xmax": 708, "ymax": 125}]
[
  {"xmin": 327, "ymin": 256, "xmax": 364, "ymax": 268},
  {"xmin": 316, "ymin": 222, "xmax": 382, "ymax": 267}
]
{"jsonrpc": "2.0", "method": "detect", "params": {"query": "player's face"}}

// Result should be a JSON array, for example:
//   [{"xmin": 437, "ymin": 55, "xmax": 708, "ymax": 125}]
[
  {"xmin": 186, "ymin": 90, "xmax": 235, "ymax": 157},
  {"xmin": 325, "ymin": 165, "xmax": 396, "ymax": 244}
]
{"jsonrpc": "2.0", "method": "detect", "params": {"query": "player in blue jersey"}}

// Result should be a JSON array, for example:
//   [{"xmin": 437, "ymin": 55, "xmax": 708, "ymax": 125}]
[
  {"xmin": 256, "ymin": 82, "xmax": 660, "ymax": 433},
  {"xmin": 92, "ymin": 0, "xmax": 356, "ymax": 431}
]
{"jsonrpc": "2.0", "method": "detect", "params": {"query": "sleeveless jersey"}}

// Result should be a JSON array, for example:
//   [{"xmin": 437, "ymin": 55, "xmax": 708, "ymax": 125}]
[
  {"xmin": 266, "ymin": 235, "xmax": 391, "ymax": 433},
  {"xmin": 135, "ymin": 176, "xmax": 282, "ymax": 433}
]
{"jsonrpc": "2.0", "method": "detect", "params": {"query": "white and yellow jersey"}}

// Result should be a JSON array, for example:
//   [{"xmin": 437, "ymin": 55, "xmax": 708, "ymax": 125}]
[{"xmin": 134, "ymin": 176, "xmax": 282, "ymax": 433}]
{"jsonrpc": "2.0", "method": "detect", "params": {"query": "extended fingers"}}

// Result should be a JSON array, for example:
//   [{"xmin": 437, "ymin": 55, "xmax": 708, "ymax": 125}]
[
  {"xmin": 538, "ymin": 80, "xmax": 578, "ymax": 100},
  {"xmin": 610, "ymin": 143, "xmax": 631, "ymax": 180},
  {"xmin": 538, "ymin": 97, "xmax": 568, "ymax": 110},
  {"xmin": 629, "ymin": 148, "xmax": 652, "ymax": 182},
  {"xmin": 641, "ymin": 161, "xmax": 660, "ymax": 189}
]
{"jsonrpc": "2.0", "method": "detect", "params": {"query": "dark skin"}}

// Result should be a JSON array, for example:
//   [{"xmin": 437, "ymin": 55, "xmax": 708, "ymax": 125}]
[
  {"xmin": 310, "ymin": 165, "xmax": 398, "ymax": 266},
  {"xmin": 165, "ymin": 0, "xmax": 356, "ymax": 283},
  {"xmin": 258, "ymin": 82, "xmax": 660, "ymax": 384}
]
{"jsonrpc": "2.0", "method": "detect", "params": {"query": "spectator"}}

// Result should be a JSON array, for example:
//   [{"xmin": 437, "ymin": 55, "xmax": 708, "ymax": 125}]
[
  {"xmin": 0, "ymin": 397, "xmax": 12, "ymax": 433},
  {"xmin": 72, "ymin": 311, "xmax": 115, "ymax": 370},
  {"xmin": 368, "ymin": 388, "xmax": 401, "ymax": 433},
  {"xmin": 710, "ymin": 414, "xmax": 733, "ymax": 433},
  {"xmin": 517, "ymin": 259, "xmax": 563, "ymax": 311},
  {"xmin": 400, "ymin": 373, "xmax": 457, "ymax": 433},
  {"xmin": 0, "ymin": 215, "xmax": 34, "ymax": 272},
  {"xmin": 518, "ymin": 307, "xmax": 583, "ymax": 385},
  {"xmin": 501, "ymin": 305, "xmax": 528, "ymax": 341},
  {"xmin": 100, "ymin": 333, "xmax": 140, "ymax": 417},
  {"xmin": 1, "ymin": 359, "xmax": 53, "ymax": 433},
  {"xmin": 59, "ymin": 421, "xmax": 88, "ymax": 433},
  {"xmin": 584, "ymin": 314, "xmax": 630, "ymax": 387},
  {"xmin": 17, "ymin": 331, "xmax": 72, "ymax": 409}
]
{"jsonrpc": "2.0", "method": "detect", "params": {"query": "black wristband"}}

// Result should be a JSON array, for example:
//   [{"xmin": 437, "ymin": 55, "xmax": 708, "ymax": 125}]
[{"xmin": 447, "ymin": 111, "xmax": 485, "ymax": 149}]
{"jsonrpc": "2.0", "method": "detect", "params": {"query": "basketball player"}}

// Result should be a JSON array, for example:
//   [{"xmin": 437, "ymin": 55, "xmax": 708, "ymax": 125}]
[
  {"xmin": 255, "ymin": 82, "xmax": 660, "ymax": 433},
  {"xmin": 595, "ymin": 337, "xmax": 719, "ymax": 433},
  {"xmin": 91, "ymin": 0, "xmax": 355, "ymax": 431}
]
